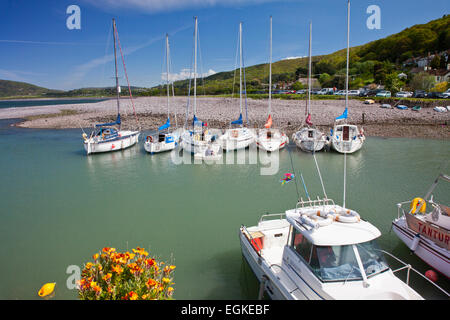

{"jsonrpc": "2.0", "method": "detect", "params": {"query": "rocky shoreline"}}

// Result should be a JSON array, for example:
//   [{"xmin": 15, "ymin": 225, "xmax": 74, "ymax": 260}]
[{"xmin": 1, "ymin": 96, "xmax": 449, "ymax": 139}]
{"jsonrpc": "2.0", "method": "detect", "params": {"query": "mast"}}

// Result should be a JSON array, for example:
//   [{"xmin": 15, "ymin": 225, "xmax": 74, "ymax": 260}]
[
  {"xmin": 307, "ymin": 21, "xmax": 312, "ymax": 118},
  {"xmin": 193, "ymin": 16, "xmax": 198, "ymax": 119},
  {"xmin": 112, "ymin": 18, "xmax": 120, "ymax": 127},
  {"xmin": 166, "ymin": 33, "xmax": 170, "ymax": 120},
  {"xmin": 239, "ymin": 22, "xmax": 243, "ymax": 122},
  {"xmin": 345, "ymin": 0, "xmax": 350, "ymax": 114},
  {"xmin": 268, "ymin": 16, "xmax": 272, "ymax": 116}
]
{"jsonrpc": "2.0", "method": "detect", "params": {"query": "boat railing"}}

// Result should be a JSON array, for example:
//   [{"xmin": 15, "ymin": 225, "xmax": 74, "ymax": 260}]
[
  {"xmin": 240, "ymin": 225, "xmax": 262, "ymax": 257},
  {"xmin": 259, "ymin": 213, "xmax": 286, "ymax": 223},
  {"xmin": 379, "ymin": 249, "xmax": 450, "ymax": 298},
  {"xmin": 295, "ymin": 197, "xmax": 335, "ymax": 211},
  {"xmin": 396, "ymin": 201, "xmax": 412, "ymax": 219}
]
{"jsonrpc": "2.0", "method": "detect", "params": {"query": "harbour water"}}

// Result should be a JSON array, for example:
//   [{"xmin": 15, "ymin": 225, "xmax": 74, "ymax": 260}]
[
  {"xmin": 0, "ymin": 118, "xmax": 448, "ymax": 300},
  {"xmin": 0, "ymin": 98, "xmax": 108, "ymax": 109}
]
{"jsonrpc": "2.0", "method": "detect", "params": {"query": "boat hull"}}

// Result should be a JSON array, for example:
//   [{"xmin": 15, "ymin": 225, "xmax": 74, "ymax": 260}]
[
  {"xmin": 144, "ymin": 141, "xmax": 176, "ymax": 154},
  {"xmin": 330, "ymin": 124, "xmax": 365, "ymax": 154},
  {"xmin": 255, "ymin": 129, "xmax": 289, "ymax": 152},
  {"xmin": 292, "ymin": 128, "xmax": 326, "ymax": 152},
  {"xmin": 84, "ymin": 131, "xmax": 140, "ymax": 155},
  {"xmin": 219, "ymin": 128, "xmax": 255, "ymax": 151},
  {"xmin": 392, "ymin": 216, "xmax": 450, "ymax": 278}
]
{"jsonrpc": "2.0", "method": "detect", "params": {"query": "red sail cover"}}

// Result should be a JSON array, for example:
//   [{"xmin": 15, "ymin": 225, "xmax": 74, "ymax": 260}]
[
  {"xmin": 265, "ymin": 114, "xmax": 273, "ymax": 128},
  {"xmin": 305, "ymin": 114, "xmax": 313, "ymax": 126}
]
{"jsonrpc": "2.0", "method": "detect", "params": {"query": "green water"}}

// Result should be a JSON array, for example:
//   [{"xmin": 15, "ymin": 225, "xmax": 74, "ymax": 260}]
[
  {"xmin": 0, "ymin": 119, "xmax": 448, "ymax": 300},
  {"xmin": 0, "ymin": 98, "xmax": 108, "ymax": 109}
]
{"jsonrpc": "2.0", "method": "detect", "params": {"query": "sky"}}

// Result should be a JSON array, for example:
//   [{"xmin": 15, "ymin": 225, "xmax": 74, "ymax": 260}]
[{"xmin": 0, "ymin": 0, "xmax": 448, "ymax": 91}]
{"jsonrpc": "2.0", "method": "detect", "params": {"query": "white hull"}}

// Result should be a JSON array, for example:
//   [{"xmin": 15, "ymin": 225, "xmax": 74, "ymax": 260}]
[
  {"xmin": 331, "ymin": 124, "xmax": 365, "ymax": 154},
  {"xmin": 292, "ymin": 127, "xmax": 327, "ymax": 152},
  {"xmin": 84, "ymin": 131, "xmax": 140, "ymax": 155},
  {"xmin": 144, "ymin": 141, "xmax": 176, "ymax": 154},
  {"xmin": 219, "ymin": 127, "xmax": 255, "ymax": 151},
  {"xmin": 255, "ymin": 129, "xmax": 289, "ymax": 152},
  {"xmin": 180, "ymin": 129, "xmax": 220, "ymax": 154},
  {"xmin": 193, "ymin": 142, "xmax": 222, "ymax": 161},
  {"xmin": 392, "ymin": 216, "xmax": 450, "ymax": 278}
]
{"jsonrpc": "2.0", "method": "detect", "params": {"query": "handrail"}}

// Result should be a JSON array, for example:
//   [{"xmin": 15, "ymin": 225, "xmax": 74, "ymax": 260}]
[
  {"xmin": 240, "ymin": 225, "xmax": 262, "ymax": 257},
  {"xmin": 259, "ymin": 213, "xmax": 286, "ymax": 223},
  {"xmin": 379, "ymin": 249, "xmax": 449, "ymax": 297},
  {"xmin": 295, "ymin": 197, "xmax": 335, "ymax": 211}
]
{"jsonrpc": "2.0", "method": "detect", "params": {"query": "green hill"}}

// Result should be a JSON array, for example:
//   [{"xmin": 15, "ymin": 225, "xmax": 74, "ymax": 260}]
[
  {"xmin": 0, "ymin": 80, "xmax": 62, "ymax": 98},
  {"xmin": 147, "ymin": 14, "xmax": 449, "ymax": 95}
]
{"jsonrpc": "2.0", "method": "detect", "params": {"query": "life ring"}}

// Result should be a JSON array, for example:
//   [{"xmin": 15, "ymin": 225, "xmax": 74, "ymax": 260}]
[
  {"xmin": 410, "ymin": 197, "xmax": 426, "ymax": 214},
  {"xmin": 146, "ymin": 136, "xmax": 153, "ymax": 143},
  {"xmin": 334, "ymin": 209, "xmax": 360, "ymax": 223}
]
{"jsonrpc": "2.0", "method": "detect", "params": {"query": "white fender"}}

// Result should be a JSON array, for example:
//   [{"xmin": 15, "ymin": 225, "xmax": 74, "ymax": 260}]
[{"xmin": 410, "ymin": 234, "xmax": 420, "ymax": 252}]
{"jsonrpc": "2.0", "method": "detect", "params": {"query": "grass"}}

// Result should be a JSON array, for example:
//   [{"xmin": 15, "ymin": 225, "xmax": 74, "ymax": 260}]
[{"xmin": 25, "ymin": 109, "xmax": 79, "ymax": 120}]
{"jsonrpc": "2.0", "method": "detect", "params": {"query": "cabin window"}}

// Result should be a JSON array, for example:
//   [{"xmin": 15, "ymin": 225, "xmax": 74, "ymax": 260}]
[
  {"xmin": 290, "ymin": 228, "xmax": 313, "ymax": 263},
  {"xmin": 343, "ymin": 126, "xmax": 350, "ymax": 141},
  {"xmin": 308, "ymin": 130, "xmax": 313, "ymax": 138},
  {"xmin": 354, "ymin": 241, "xmax": 389, "ymax": 278}
]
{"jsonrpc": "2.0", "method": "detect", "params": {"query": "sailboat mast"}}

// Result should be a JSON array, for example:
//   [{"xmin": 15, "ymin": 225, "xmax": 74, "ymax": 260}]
[
  {"xmin": 268, "ymin": 16, "xmax": 272, "ymax": 116},
  {"xmin": 345, "ymin": 0, "xmax": 350, "ymax": 112},
  {"xmin": 166, "ymin": 34, "xmax": 170, "ymax": 119},
  {"xmin": 307, "ymin": 21, "xmax": 312, "ymax": 117},
  {"xmin": 112, "ymin": 18, "xmax": 120, "ymax": 124},
  {"xmin": 193, "ymin": 17, "xmax": 198, "ymax": 118},
  {"xmin": 239, "ymin": 22, "xmax": 243, "ymax": 119}
]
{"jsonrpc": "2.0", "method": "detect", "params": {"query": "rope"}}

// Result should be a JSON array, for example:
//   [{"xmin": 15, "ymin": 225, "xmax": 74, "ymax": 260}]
[
  {"xmin": 114, "ymin": 25, "xmax": 140, "ymax": 130},
  {"xmin": 312, "ymin": 151, "xmax": 328, "ymax": 199},
  {"xmin": 343, "ymin": 152, "xmax": 347, "ymax": 208}
]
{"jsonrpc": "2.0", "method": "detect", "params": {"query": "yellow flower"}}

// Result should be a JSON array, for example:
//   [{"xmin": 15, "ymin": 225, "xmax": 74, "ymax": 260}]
[
  {"xmin": 132, "ymin": 247, "xmax": 148, "ymax": 257},
  {"xmin": 162, "ymin": 277, "xmax": 171, "ymax": 284},
  {"xmin": 102, "ymin": 273, "xmax": 112, "ymax": 282},
  {"xmin": 129, "ymin": 291, "xmax": 138, "ymax": 300},
  {"xmin": 112, "ymin": 264, "xmax": 123, "ymax": 275},
  {"xmin": 92, "ymin": 253, "xmax": 99, "ymax": 260},
  {"xmin": 85, "ymin": 262, "xmax": 93, "ymax": 270},
  {"xmin": 90, "ymin": 281, "xmax": 97, "ymax": 288}
]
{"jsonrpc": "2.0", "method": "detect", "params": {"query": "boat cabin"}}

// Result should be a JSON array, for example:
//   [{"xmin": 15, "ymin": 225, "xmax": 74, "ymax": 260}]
[
  {"xmin": 334, "ymin": 125, "xmax": 358, "ymax": 142},
  {"xmin": 94, "ymin": 127, "xmax": 119, "ymax": 141}
]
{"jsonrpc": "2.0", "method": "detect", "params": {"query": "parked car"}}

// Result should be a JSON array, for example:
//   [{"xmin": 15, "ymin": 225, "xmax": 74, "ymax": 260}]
[
  {"xmin": 395, "ymin": 91, "xmax": 413, "ymax": 98},
  {"xmin": 376, "ymin": 91, "xmax": 391, "ymax": 98},
  {"xmin": 310, "ymin": 89, "xmax": 320, "ymax": 95},
  {"xmin": 413, "ymin": 90, "xmax": 427, "ymax": 98},
  {"xmin": 317, "ymin": 88, "xmax": 335, "ymax": 95},
  {"xmin": 295, "ymin": 90, "xmax": 306, "ymax": 94},
  {"xmin": 426, "ymin": 92, "xmax": 445, "ymax": 99},
  {"xmin": 360, "ymin": 89, "xmax": 384, "ymax": 97},
  {"xmin": 334, "ymin": 90, "xmax": 347, "ymax": 96},
  {"xmin": 348, "ymin": 90, "xmax": 361, "ymax": 96}
]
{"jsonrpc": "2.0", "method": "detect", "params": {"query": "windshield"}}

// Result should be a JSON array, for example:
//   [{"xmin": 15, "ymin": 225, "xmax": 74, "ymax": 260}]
[{"xmin": 310, "ymin": 240, "xmax": 389, "ymax": 282}]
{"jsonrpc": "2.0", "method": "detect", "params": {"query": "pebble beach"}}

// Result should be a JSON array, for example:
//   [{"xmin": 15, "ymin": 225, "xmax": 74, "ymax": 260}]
[{"xmin": 1, "ymin": 96, "xmax": 449, "ymax": 139}]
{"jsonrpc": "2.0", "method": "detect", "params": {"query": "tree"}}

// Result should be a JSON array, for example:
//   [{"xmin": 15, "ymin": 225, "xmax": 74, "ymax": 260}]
[
  {"xmin": 431, "ymin": 81, "xmax": 448, "ymax": 92},
  {"xmin": 430, "ymin": 55, "xmax": 441, "ymax": 69},
  {"xmin": 384, "ymin": 73, "xmax": 404, "ymax": 94},
  {"xmin": 292, "ymin": 82, "xmax": 305, "ymax": 90},
  {"xmin": 409, "ymin": 72, "xmax": 436, "ymax": 91}
]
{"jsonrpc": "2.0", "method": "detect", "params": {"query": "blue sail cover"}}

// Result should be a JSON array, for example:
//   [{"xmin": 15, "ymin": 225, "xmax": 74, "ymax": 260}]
[
  {"xmin": 231, "ymin": 113, "xmax": 243, "ymax": 125},
  {"xmin": 193, "ymin": 115, "xmax": 204, "ymax": 127},
  {"xmin": 336, "ymin": 108, "xmax": 348, "ymax": 121},
  {"xmin": 96, "ymin": 113, "xmax": 121, "ymax": 127},
  {"xmin": 158, "ymin": 117, "xmax": 170, "ymax": 131}
]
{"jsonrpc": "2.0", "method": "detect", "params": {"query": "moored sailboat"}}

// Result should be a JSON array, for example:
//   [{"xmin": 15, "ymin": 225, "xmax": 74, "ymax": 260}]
[
  {"xmin": 82, "ymin": 19, "xmax": 140, "ymax": 155},
  {"xmin": 292, "ymin": 22, "xmax": 326, "ymax": 153},
  {"xmin": 144, "ymin": 34, "xmax": 180, "ymax": 154},
  {"xmin": 255, "ymin": 16, "xmax": 289, "ymax": 152},
  {"xmin": 219, "ymin": 22, "xmax": 255, "ymax": 152}
]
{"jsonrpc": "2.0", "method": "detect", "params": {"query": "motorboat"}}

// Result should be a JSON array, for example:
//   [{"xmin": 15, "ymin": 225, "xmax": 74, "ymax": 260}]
[
  {"xmin": 240, "ymin": 198, "xmax": 428, "ymax": 300},
  {"xmin": 83, "ymin": 19, "xmax": 140, "ymax": 155},
  {"xmin": 392, "ymin": 173, "xmax": 450, "ymax": 278},
  {"xmin": 219, "ymin": 22, "xmax": 255, "ymax": 152},
  {"xmin": 144, "ymin": 34, "xmax": 180, "ymax": 154},
  {"xmin": 292, "ymin": 22, "xmax": 326, "ymax": 153},
  {"xmin": 255, "ymin": 17, "xmax": 289, "ymax": 152}
]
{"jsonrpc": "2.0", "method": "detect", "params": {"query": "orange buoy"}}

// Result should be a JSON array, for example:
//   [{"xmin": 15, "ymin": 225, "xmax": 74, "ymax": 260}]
[{"xmin": 425, "ymin": 270, "xmax": 438, "ymax": 282}]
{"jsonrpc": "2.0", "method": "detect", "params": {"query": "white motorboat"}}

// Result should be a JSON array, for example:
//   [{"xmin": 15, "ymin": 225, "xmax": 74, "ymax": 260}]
[
  {"xmin": 392, "ymin": 173, "xmax": 450, "ymax": 278},
  {"xmin": 180, "ymin": 17, "xmax": 222, "ymax": 155},
  {"xmin": 144, "ymin": 34, "xmax": 180, "ymax": 154},
  {"xmin": 255, "ymin": 17, "xmax": 288, "ymax": 153},
  {"xmin": 329, "ymin": 2, "xmax": 365, "ymax": 154},
  {"xmin": 83, "ymin": 19, "xmax": 140, "ymax": 155},
  {"xmin": 240, "ymin": 198, "xmax": 428, "ymax": 300},
  {"xmin": 219, "ymin": 22, "xmax": 255, "ymax": 152},
  {"xmin": 292, "ymin": 22, "xmax": 326, "ymax": 153}
]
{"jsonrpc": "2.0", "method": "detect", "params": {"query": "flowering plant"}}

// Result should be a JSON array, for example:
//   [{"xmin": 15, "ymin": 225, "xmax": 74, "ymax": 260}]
[{"xmin": 77, "ymin": 247, "xmax": 175, "ymax": 300}]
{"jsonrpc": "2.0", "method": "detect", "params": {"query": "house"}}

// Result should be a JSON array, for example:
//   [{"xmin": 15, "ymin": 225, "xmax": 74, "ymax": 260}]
[{"xmin": 427, "ymin": 69, "xmax": 450, "ymax": 83}]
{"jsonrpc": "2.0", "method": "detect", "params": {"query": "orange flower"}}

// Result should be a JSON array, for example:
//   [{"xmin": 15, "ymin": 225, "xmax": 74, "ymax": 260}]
[
  {"xmin": 102, "ymin": 273, "xmax": 112, "ymax": 282},
  {"xmin": 90, "ymin": 281, "xmax": 97, "ymax": 288},
  {"xmin": 146, "ymin": 278, "xmax": 157, "ymax": 288},
  {"xmin": 132, "ymin": 247, "xmax": 148, "ymax": 257},
  {"xmin": 144, "ymin": 258, "xmax": 155, "ymax": 268},
  {"xmin": 125, "ymin": 252, "xmax": 135, "ymax": 260},
  {"xmin": 123, "ymin": 291, "xmax": 138, "ymax": 300},
  {"xmin": 85, "ymin": 262, "xmax": 93, "ymax": 270},
  {"xmin": 112, "ymin": 264, "xmax": 123, "ymax": 275},
  {"xmin": 92, "ymin": 253, "xmax": 99, "ymax": 260},
  {"xmin": 164, "ymin": 265, "xmax": 176, "ymax": 274},
  {"xmin": 93, "ymin": 285, "xmax": 102, "ymax": 294}
]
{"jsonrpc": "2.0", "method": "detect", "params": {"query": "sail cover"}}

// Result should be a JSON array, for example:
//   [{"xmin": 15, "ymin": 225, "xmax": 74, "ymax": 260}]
[
  {"xmin": 96, "ymin": 113, "xmax": 121, "ymax": 127},
  {"xmin": 264, "ymin": 114, "xmax": 273, "ymax": 128},
  {"xmin": 158, "ymin": 117, "xmax": 170, "ymax": 131},
  {"xmin": 305, "ymin": 114, "xmax": 313, "ymax": 126},
  {"xmin": 193, "ymin": 115, "xmax": 204, "ymax": 127},
  {"xmin": 336, "ymin": 108, "xmax": 348, "ymax": 121},
  {"xmin": 231, "ymin": 113, "xmax": 243, "ymax": 125}
]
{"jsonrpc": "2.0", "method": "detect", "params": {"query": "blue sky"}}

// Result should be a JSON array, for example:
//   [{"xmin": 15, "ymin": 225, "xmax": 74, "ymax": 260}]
[{"xmin": 0, "ymin": 0, "xmax": 448, "ymax": 91}]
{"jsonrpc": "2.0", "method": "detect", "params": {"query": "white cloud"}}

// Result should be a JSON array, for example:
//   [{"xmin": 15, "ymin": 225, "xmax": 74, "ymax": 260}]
[
  {"xmin": 162, "ymin": 68, "xmax": 217, "ymax": 82},
  {"xmin": 85, "ymin": 0, "xmax": 281, "ymax": 13},
  {"xmin": 282, "ymin": 56, "xmax": 306, "ymax": 60}
]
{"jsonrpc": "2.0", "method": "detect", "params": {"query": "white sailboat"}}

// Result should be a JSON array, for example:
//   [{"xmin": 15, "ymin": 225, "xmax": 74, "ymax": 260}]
[
  {"xmin": 255, "ymin": 16, "xmax": 289, "ymax": 152},
  {"xmin": 392, "ymin": 173, "xmax": 450, "ymax": 278},
  {"xmin": 180, "ymin": 17, "xmax": 222, "ymax": 159},
  {"xmin": 144, "ymin": 34, "xmax": 180, "ymax": 154},
  {"xmin": 219, "ymin": 22, "xmax": 255, "ymax": 152},
  {"xmin": 330, "ymin": 1, "xmax": 365, "ymax": 154},
  {"xmin": 292, "ymin": 21, "xmax": 327, "ymax": 153},
  {"xmin": 82, "ymin": 19, "xmax": 140, "ymax": 155}
]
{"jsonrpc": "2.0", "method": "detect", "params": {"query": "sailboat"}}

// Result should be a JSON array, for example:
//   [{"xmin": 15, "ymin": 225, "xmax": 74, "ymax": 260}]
[
  {"xmin": 82, "ymin": 19, "xmax": 140, "ymax": 155},
  {"xmin": 329, "ymin": 1, "xmax": 365, "ymax": 154},
  {"xmin": 144, "ymin": 34, "xmax": 180, "ymax": 154},
  {"xmin": 292, "ymin": 21, "xmax": 327, "ymax": 153},
  {"xmin": 255, "ymin": 16, "xmax": 289, "ymax": 152},
  {"xmin": 218, "ymin": 22, "xmax": 255, "ymax": 152},
  {"xmin": 180, "ymin": 17, "xmax": 222, "ymax": 159}
]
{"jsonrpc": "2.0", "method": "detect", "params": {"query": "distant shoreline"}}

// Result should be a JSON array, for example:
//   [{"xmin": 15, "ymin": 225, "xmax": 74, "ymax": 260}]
[{"xmin": 0, "ymin": 96, "xmax": 448, "ymax": 140}]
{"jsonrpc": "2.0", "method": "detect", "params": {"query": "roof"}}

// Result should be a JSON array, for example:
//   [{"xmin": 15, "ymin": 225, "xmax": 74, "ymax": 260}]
[{"xmin": 285, "ymin": 207, "xmax": 381, "ymax": 246}]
